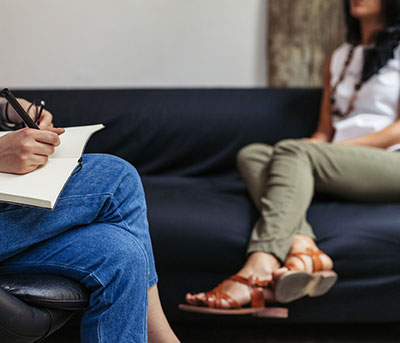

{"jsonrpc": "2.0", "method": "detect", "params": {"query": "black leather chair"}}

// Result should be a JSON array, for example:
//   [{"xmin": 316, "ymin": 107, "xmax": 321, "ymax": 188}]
[{"xmin": 0, "ymin": 274, "xmax": 88, "ymax": 342}]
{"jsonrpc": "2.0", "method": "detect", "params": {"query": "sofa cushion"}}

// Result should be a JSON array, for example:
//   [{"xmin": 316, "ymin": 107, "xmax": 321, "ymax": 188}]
[
  {"xmin": 145, "ymin": 173, "xmax": 400, "ymax": 321},
  {"xmin": 291, "ymin": 201, "xmax": 400, "ymax": 322},
  {"xmin": 14, "ymin": 89, "xmax": 321, "ymax": 177},
  {"xmin": 143, "ymin": 175, "xmax": 255, "ymax": 271}
]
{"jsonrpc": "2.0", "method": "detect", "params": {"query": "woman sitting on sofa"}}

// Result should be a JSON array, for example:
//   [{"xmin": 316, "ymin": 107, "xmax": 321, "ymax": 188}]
[
  {"xmin": 184, "ymin": 0, "xmax": 400, "ymax": 314},
  {"xmin": 0, "ymin": 98, "xmax": 180, "ymax": 342}
]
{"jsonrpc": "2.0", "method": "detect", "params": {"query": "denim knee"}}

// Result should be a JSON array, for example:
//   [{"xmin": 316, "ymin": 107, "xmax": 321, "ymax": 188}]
[
  {"xmin": 86, "ymin": 226, "xmax": 149, "ymax": 289},
  {"xmin": 109, "ymin": 155, "xmax": 144, "ymax": 195},
  {"xmin": 81, "ymin": 154, "xmax": 146, "ymax": 203},
  {"xmin": 87, "ymin": 154, "xmax": 142, "ymax": 185}
]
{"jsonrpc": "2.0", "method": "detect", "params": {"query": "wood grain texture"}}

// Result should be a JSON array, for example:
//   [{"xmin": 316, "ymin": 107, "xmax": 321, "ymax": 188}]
[{"xmin": 268, "ymin": 0, "xmax": 346, "ymax": 87}]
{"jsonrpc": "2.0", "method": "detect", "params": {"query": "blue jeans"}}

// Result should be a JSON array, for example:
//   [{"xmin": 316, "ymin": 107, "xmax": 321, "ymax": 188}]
[{"xmin": 0, "ymin": 154, "xmax": 158, "ymax": 343}]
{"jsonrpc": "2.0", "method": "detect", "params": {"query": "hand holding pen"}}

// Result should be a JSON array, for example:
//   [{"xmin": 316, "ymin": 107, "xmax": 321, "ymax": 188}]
[{"xmin": 0, "ymin": 89, "xmax": 65, "ymax": 174}]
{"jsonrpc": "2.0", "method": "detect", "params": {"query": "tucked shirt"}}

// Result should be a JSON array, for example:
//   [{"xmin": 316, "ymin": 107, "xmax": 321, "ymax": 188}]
[{"xmin": 330, "ymin": 42, "xmax": 400, "ymax": 150}]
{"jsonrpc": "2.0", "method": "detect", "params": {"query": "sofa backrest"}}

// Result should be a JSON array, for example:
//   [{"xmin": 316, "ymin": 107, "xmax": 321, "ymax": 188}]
[{"xmin": 15, "ymin": 89, "xmax": 321, "ymax": 177}]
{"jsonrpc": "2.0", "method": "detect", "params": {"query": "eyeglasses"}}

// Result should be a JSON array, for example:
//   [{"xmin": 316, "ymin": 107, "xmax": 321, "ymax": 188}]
[
  {"xmin": 3, "ymin": 98, "xmax": 46, "ymax": 129},
  {"xmin": 27, "ymin": 99, "xmax": 46, "ymax": 124}
]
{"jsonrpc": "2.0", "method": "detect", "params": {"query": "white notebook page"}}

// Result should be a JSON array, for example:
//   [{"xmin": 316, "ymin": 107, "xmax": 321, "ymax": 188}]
[{"xmin": 0, "ymin": 124, "xmax": 104, "ymax": 209}]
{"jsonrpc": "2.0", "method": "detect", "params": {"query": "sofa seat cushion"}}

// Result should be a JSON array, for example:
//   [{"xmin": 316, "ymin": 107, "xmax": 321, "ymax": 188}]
[
  {"xmin": 145, "ymin": 174, "xmax": 400, "ymax": 322},
  {"xmin": 290, "ymin": 201, "xmax": 400, "ymax": 321},
  {"xmin": 146, "ymin": 174, "xmax": 400, "ymax": 277},
  {"xmin": 308, "ymin": 201, "xmax": 400, "ymax": 279},
  {"xmin": 143, "ymin": 175, "xmax": 256, "ymax": 272}
]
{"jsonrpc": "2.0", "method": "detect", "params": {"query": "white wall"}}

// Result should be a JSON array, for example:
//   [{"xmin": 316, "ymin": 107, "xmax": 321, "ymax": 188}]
[{"xmin": 0, "ymin": 0, "xmax": 267, "ymax": 89}]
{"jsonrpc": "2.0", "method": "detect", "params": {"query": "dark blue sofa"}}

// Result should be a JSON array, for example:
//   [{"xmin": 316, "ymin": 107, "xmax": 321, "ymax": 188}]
[{"xmin": 11, "ymin": 88, "xmax": 400, "ymax": 327}]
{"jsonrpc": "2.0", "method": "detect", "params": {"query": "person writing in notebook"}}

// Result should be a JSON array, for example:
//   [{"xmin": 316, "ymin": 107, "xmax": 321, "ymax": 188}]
[{"xmin": 0, "ymin": 98, "xmax": 180, "ymax": 343}]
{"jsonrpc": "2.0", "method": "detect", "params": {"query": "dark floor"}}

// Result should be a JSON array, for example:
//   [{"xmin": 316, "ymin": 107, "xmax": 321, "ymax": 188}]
[
  {"xmin": 174, "ymin": 322, "xmax": 400, "ymax": 343},
  {"xmin": 46, "ymin": 317, "xmax": 400, "ymax": 343}
]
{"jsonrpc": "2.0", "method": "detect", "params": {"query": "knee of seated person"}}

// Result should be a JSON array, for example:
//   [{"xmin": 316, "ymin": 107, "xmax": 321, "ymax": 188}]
[
  {"xmin": 237, "ymin": 143, "xmax": 268, "ymax": 166},
  {"xmin": 274, "ymin": 139, "xmax": 306, "ymax": 156},
  {"xmin": 96, "ymin": 229, "xmax": 148, "ymax": 280},
  {"xmin": 113, "ymin": 156, "xmax": 142, "ymax": 186},
  {"xmin": 92, "ymin": 154, "xmax": 143, "ymax": 189},
  {"xmin": 94, "ymin": 154, "xmax": 138, "ymax": 176}
]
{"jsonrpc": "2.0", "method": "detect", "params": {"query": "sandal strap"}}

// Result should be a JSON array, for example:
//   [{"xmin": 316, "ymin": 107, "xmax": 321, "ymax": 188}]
[
  {"xmin": 229, "ymin": 275, "xmax": 270, "ymax": 308},
  {"xmin": 205, "ymin": 283, "xmax": 241, "ymax": 309},
  {"xmin": 229, "ymin": 275, "xmax": 271, "ymax": 288},
  {"xmin": 286, "ymin": 248, "xmax": 325, "ymax": 272},
  {"xmin": 200, "ymin": 275, "xmax": 271, "ymax": 310}
]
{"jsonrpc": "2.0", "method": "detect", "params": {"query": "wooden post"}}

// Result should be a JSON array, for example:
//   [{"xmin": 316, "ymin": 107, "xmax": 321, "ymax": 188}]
[{"xmin": 268, "ymin": 0, "xmax": 346, "ymax": 87}]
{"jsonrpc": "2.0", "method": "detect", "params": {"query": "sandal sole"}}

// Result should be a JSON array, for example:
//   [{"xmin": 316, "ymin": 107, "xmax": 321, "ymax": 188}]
[
  {"xmin": 179, "ymin": 304, "xmax": 263, "ymax": 315},
  {"xmin": 274, "ymin": 271, "xmax": 314, "ymax": 303},
  {"xmin": 274, "ymin": 270, "xmax": 337, "ymax": 303},
  {"xmin": 309, "ymin": 271, "xmax": 338, "ymax": 297},
  {"xmin": 179, "ymin": 304, "xmax": 288, "ymax": 318}
]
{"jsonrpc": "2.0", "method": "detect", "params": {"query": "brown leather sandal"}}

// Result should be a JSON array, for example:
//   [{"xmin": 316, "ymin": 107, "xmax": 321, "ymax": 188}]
[
  {"xmin": 274, "ymin": 248, "xmax": 338, "ymax": 303},
  {"xmin": 179, "ymin": 275, "xmax": 288, "ymax": 318}
]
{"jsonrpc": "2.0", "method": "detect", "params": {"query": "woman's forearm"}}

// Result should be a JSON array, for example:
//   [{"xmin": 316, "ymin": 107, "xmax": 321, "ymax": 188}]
[
  {"xmin": 311, "ymin": 131, "xmax": 332, "ymax": 142},
  {"xmin": 337, "ymin": 120, "xmax": 400, "ymax": 148}
]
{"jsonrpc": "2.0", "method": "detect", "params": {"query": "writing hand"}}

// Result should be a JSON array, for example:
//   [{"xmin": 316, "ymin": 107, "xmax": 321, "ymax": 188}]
[
  {"xmin": 29, "ymin": 106, "xmax": 64, "ymax": 134},
  {"xmin": 0, "ymin": 128, "xmax": 61, "ymax": 174}
]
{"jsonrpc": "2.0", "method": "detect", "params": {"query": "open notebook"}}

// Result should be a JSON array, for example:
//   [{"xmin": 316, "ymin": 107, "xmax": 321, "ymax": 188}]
[{"xmin": 0, "ymin": 124, "xmax": 104, "ymax": 209}]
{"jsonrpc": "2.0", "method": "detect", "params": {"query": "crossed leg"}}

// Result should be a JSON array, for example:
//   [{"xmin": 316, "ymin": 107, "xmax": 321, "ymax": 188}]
[{"xmin": 186, "ymin": 141, "xmax": 341, "ymax": 309}]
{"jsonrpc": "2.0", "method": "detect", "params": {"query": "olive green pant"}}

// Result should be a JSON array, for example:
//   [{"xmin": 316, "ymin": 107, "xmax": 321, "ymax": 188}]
[{"xmin": 237, "ymin": 139, "xmax": 400, "ymax": 262}]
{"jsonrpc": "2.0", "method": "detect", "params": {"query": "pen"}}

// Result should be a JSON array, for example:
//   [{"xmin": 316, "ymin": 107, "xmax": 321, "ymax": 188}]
[
  {"xmin": 1, "ymin": 88, "xmax": 40, "ymax": 129},
  {"xmin": 37, "ymin": 100, "xmax": 45, "ymax": 119}
]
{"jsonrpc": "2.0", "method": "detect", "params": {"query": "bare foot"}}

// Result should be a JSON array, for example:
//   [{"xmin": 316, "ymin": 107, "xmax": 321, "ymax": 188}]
[
  {"xmin": 284, "ymin": 235, "xmax": 333, "ymax": 272},
  {"xmin": 186, "ymin": 252, "xmax": 287, "ymax": 308}
]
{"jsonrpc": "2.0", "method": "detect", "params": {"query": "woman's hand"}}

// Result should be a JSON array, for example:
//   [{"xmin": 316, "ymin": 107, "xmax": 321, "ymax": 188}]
[
  {"xmin": 0, "ymin": 128, "xmax": 62, "ymax": 175},
  {"xmin": 302, "ymin": 132, "xmax": 330, "ymax": 144},
  {"xmin": 301, "ymin": 137, "xmax": 326, "ymax": 144}
]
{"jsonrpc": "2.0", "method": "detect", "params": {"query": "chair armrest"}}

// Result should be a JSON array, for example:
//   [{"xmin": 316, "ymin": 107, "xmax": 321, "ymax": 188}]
[
  {"xmin": 0, "ymin": 286, "xmax": 52, "ymax": 339},
  {"xmin": 0, "ymin": 274, "xmax": 88, "ymax": 342},
  {"xmin": 0, "ymin": 274, "xmax": 89, "ymax": 310}
]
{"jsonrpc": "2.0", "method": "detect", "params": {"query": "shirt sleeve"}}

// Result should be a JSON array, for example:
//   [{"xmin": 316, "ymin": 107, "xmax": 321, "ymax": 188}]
[
  {"xmin": 0, "ymin": 101, "xmax": 7, "ymax": 130},
  {"xmin": 0, "ymin": 101, "xmax": 24, "ymax": 131}
]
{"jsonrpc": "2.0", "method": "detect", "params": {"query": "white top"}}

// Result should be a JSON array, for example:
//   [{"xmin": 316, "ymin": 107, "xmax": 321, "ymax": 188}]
[{"xmin": 330, "ymin": 43, "xmax": 400, "ymax": 150}]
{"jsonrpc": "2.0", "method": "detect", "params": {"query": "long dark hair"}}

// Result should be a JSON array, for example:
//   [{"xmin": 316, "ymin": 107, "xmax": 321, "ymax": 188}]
[{"xmin": 344, "ymin": 0, "xmax": 400, "ymax": 82}]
